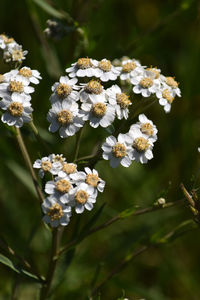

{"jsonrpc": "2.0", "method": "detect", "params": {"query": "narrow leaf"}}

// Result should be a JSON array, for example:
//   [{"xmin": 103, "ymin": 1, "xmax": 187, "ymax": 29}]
[{"xmin": 32, "ymin": 0, "xmax": 65, "ymax": 19}]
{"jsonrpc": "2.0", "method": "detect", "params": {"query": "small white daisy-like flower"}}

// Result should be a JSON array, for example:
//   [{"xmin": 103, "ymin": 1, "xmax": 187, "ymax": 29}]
[
  {"xmin": 145, "ymin": 67, "xmax": 161, "ymax": 80},
  {"xmin": 102, "ymin": 134, "xmax": 132, "ymax": 168},
  {"xmin": 106, "ymin": 84, "xmax": 132, "ymax": 120},
  {"xmin": 160, "ymin": 75, "xmax": 181, "ymax": 97},
  {"xmin": 50, "ymin": 75, "xmax": 79, "ymax": 104},
  {"xmin": 80, "ymin": 94, "xmax": 115, "ymax": 128},
  {"xmin": 131, "ymin": 114, "xmax": 158, "ymax": 142},
  {"xmin": 131, "ymin": 73, "xmax": 160, "ymax": 97},
  {"xmin": 0, "ymin": 94, "xmax": 33, "ymax": 128},
  {"xmin": 0, "ymin": 34, "xmax": 16, "ymax": 50},
  {"xmin": 92, "ymin": 58, "xmax": 120, "ymax": 82},
  {"xmin": 42, "ymin": 196, "xmax": 71, "ymax": 227},
  {"xmin": 119, "ymin": 59, "xmax": 143, "ymax": 81},
  {"xmin": 69, "ymin": 182, "xmax": 97, "ymax": 214},
  {"xmin": 70, "ymin": 167, "xmax": 105, "ymax": 193},
  {"xmin": 45, "ymin": 176, "xmax": 73, "ymax": 204},
  {"xmin": 66, "ymin": 57, "xmax": 96, "ymax": 78},
  {"xmin": 17, "ymin": 67, "xmax": 42, "ymax": 85},
  {"xmin": 79, "ymin": 79, "xmax": 105, "ymax": 103},
  {"xmin": 58, "ymin": 162, "xmax": 77, "ymax": 178},
  {"xmin": 156, "ymin": 88, "xmax": 175, "ymax": 113},
  {"xmin": 128, "ymin": 127, "xmax": 154, "ymax": 164},
  {"xmin": 47, "ymin": 100, "xmax": 84, "ymax": 138},
  {"xmin": 3, "ymin": 44, "xmax": 28, "ymax": 63},
  {"xmin": 0, "ymin": 74, "xmax": 34, "ymax": 100},
  {"xmin": 33, "ymin": 156, "xmax": 63, "ymax": 178}
]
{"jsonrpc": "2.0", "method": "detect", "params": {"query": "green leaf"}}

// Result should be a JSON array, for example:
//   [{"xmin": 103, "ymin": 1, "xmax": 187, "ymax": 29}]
[
  {"xmin": 32, "ymin": 0, "xmax": 65, "ymax": 19},
  {"xmin": 6, "ymin": 160, "xmax": 36, "ymax": 196},
  {"xmin": 0, "ymin": 254, "xmax": 40, "ymax": 282},
  {"xmin": 119, "ymin": 205, "xmax": 137, "ymax": 219}
]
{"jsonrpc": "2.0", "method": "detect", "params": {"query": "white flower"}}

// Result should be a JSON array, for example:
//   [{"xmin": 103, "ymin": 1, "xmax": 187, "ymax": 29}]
[
  {"xmin": 66, "ymin": 57, "xmax": 96, "ymax": 78},
  {"xmin": 131, "ymin": 114, "xmax": 158, "ymax": 142},
  {"xmin": 102, "ymin": 134, "xmax": 132, "ymax": 168},
  {"xmin": 17, "ymin": 67, "xmax": 42, "ymax": 85},
  {"xmin": 79, "ymin": 80, "xmax": 105, "ymax": 103},
  {"xmin": 69, "ymin": 183, "xmax": 97, "ymax": 214},
  {"xmin": 128, "ymin": 127, "xmax": 154, "ymax": 164},
  {"xmin": 131, "ymin": 73, "xmax": 160, "ymax": 97},
  {"xmin": 0, "ymin": 94, "xmax": 33, "ymax": 128},
  {"xmin": 106, "ymin": 84, "xmax": 132, "ymax": 120},
  {"xmin": 3, "ymin": 44, "xmax": 28, "ymax": 63},
  {"xmin": 45, "ymin": 176, "xmax": 73, "ymax": 204},
  {"xmin": 58, "ymin": 162, "xmax": 77, "ymax": 178},
  {"xmin": 0, "ymin": 34, "xmax": 16, "ymax": 50},
  {"xmin": 47, "ymin": 100, "xmax": 84, "ymax": 138},
  {"xmin": 70, "ymin": 167, "xmax": 105, "ymax": 193},
  {"xmin": 92, "ymin": 59, "xmax": 120, "ymax": 82},
  {"xmin": 119, "ymin": 59, "xmax": 144, "ymax": 81},
  {"xmin": 0, "ymin": 74, "xmax": 34, "ymax": 100},
  {"xmin": 50, "ymin": 75, "xmax": 80, "ymax": 104},
  {"xmin": 145, "ymin": 67, "xmax": 161, "ymax": 80},
  {"xmin": 160, "ymin": 75, "xmax": 181, "ymax": 97},
  {"xmin": 156, "ymin": 88, "xmax": 175, "ymax": 113},
  {"xmin": 42, "ymin": 196, "xmax": 71, "ymax": 227},
  {"xmin": 80, "ymin": 94, "xmax": 115, "ymax": 128},
  {"xmin": 33, "ymin": 156, "xmax": 63, "ymax": 178}
]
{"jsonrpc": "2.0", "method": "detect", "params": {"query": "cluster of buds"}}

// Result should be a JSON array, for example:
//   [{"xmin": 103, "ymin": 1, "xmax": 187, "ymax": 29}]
[
  {"xmin": 0, "ymin": 34, "xmax": 28, "ymax": 63},
  {"xmin": 33, "ymin": 154, "xmax": 105, "ymax": 227}
]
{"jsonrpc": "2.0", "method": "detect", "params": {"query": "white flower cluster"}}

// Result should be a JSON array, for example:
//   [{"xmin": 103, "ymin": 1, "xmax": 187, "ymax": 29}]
[
  {"xmin": 0, "ymin": 34, "xmax": 28, "ymax": 63},
  {"xmin": 102, "ymin": 114, "xmax": 157, "ymax": 167},
  {"xmin": 33, "ymin": 154, "xmax": 105, "ymax": 227},
  {"xmin": 0, "ymin": 67, "xmax": 41, "ymax": 127}
]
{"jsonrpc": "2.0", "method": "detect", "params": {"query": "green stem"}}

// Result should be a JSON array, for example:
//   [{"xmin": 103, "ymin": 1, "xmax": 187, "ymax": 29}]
[
  {"xmin": 73, "ymin": 127, "xmax": 84, "ymax": 162},
  {"xmin": 40, "ymin": 227, "xmax": 63, "ymax": 300},
  {"xmin": 15, "ymin": 128, "xmax": 44, "ymax": 203}
]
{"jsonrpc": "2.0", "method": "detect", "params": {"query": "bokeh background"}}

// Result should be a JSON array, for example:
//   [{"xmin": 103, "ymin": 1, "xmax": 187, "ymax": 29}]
[{"xmin": 0, "ymin": 0, "xmax": 200, "ymax": 299}]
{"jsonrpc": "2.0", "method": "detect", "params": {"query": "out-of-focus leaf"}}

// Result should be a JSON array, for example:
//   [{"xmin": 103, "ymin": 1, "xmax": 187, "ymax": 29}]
[
  {"xmin": 0, "ymin": 254, "xmax": 40, "ymax": 282},
  {"xmin": 6, "ymin": 160, "xmax": 36, "ymax": 196},
  {"xmin": 119, "ymin": 206, "xmax": 137, "ymax": 219},
  {"xmin": 32, "ymin": 0, "xmax": 65, "ymax": 19}
]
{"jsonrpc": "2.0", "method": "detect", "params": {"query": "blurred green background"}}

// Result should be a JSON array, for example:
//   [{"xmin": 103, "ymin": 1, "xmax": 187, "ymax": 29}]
[{"xmin": 0, "ymin": 0, "xmax": 200, "ymax": 299}]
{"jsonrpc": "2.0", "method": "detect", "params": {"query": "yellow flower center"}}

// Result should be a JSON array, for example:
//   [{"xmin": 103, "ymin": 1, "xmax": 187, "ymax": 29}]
[
  {"xmin": 116, "ymin": 93, "xmax": 131, "ymax": 108},
  {"xmin": 98, "ymin": 60, "xmax": 112, "ymax": 72},
  {"xmin": 85, "ymin": 80, "xmax": 103, "ymax": 94},
  {"xmin": 77, "ymin": 58, "xmax": 92, "ymax": 69},
  {"xmin": 85, "ymin": 174, "xmax": 99, "ymax": 187},
  {"xmin": 140, "ymin": 77, "xmax": 153, "ymax": 88},
  {"xmin": 56, "ymin": 83, "xmax": 72, "ymax": 99},
  {"xmin": 9, "ymin": 80, "xmax": 24, "ymax": 93},
  {"xmin": 52, "ymin": 155, "xmax": 65, "ymax": 164},
  {"xmin": 112, "ymin": 142, "xmax": 126, "ymax": 158},
  {"xmin": 0, "ymin": 74, "xmax": 4, "ymax": 83},
  {"xmin": 133, "ymin": 137, "xmax": 149, "ymax": 152},
  {"xmin": 56, "ymin": 179, "xmax": 72, "ymax": 193},
  {"xmin": 165, "ymin": 77, "xmax": 178, "ymax": 88},
  {"xmin": 75, "ymin": 190, "xmax": 89, "ymax": 204},
  {"xmin": 62, "ymin": 163, "xmax": 77, "ymax": 174},
  {"xmin": 57, "ymin": 110, "xmax": 73, "ymax": 125},
  {"xmin": 162, "ymin": 89, "xmax": 174, "ymax": 104},
  {"xmin": 12, "ymin": 50, "xmax": 23, "ymax": 61},
  {"xmin": 146, "ymin": 68, "xmax": 160, "ymax": 79},
  {"xmin": 4, "ymin": 37, "xmax": 14, "ymax": 44},
  {"xmin": 41, "ymin": 161, "xmax": 52, "ymax": 172},
  {"xmin": 8, "ymin": 102, "xmax": 24, "ymax": 116},
  {"xmin": 48, "ymin": 203, "xmax": 64, "ymax": 221},
  {"xmin": 92, "ymin": 103, "xmax": 106, "ymax": 117},
  {"xmin": 141, "ymin": 123, "xmax": 154, "ymax": 136},
  {"xmin": 19, "ymin": 68, "xmax": 32, "ymax": 77},
  {"xmin": 122, "ymin": 62, "xmax": 136, "ymax": 73}
]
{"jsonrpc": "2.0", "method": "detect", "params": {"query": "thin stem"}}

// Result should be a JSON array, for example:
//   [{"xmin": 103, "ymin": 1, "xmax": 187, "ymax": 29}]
[
  {"xmin": 59, "ymin": 200, "xmax": 183, "ymax": 256},
  {"xmin": 73, "ymin": 127, "xmax": 84, "ymax": 162},
  {"xmin": 29, "ymin": 120, "xmax": 51, "ymax": 153},
  {"xmin": 90, "ymin": 245, "xmax": 149, "ymax": 296},
  {"xmin": 15, "ymin": 128, "xmax": 44, "ymax": 203},
  {"xmin": 40, "ymin": 227, "xmax": 63, "ymax": 300}
]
